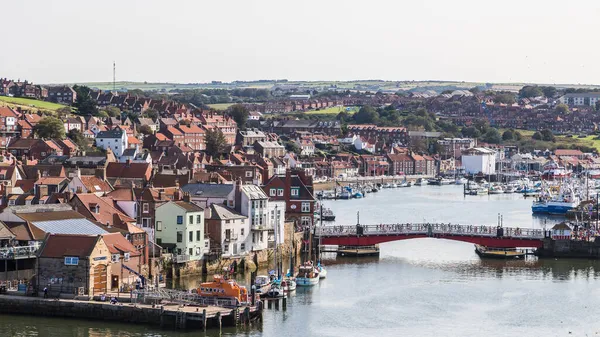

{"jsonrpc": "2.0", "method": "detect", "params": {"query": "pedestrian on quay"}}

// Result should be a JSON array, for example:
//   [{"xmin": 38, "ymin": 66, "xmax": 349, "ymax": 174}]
[{"xmin": 43, "ymin": 286, "xmax": 48, "ymax": 298}]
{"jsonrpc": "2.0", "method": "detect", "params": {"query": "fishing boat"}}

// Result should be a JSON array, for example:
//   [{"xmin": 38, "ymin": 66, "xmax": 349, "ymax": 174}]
[
  {"xmin": 414, "ymin": 178, "xmax": 424, "ymax": 186},
  {"xmin": 264, "ymin": 280, "xmax": 285, "ymax": 298},
  {"xmin": 196, "ymin": 275, "xmax": 250, "ymax": 304},
  {"xmin": 541, "ymin": 162, "xmax": 570, "ymax": 180},
  {"xmin": 474, "ymin": 244, "xmax": 525, "ymax": 259},
  {"xmin": 504, "ymin": 185, "xmax": 516, "ymax": 193},
  {"xmin": 320, "ymin": 208, "xmax": 336, "ymax": 221},
  {"xmin": 254, "ymin": 275, "xmax": 271, "ymax": 295},
  {"xmin": 295, "ymin": 262, "xmax": 320, "ymax": 287}
]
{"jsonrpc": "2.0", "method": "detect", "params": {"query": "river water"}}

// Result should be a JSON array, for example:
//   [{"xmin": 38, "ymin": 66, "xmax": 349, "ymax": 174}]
[{"xmin": 4, "ymin": 185, "xmax": 600, "ymax": 336}]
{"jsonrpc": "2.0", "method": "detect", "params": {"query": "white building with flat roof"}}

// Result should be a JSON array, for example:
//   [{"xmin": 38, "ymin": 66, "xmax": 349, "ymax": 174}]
[{"xmin": 462, "ymin": 147, "xmax": 496, "ymax": 175}]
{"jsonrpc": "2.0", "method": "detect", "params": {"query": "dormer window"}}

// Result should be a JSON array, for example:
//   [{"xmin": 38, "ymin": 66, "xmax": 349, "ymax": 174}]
[{"xmin": 291, "ymin": 188, "xmax": 299, "ymax": 197}]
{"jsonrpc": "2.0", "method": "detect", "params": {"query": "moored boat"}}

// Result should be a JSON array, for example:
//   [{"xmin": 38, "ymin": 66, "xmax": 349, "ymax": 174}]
[
  {"xmin": 317, "ymin": 263, "xmax": 327, "ymax": 279},
  {"xmin": 254, "ymin": 275, "xmax": 271, "ymax": 295},
  {"xmin": 196, "ymin": 275, "xmax": 250, "ymax": 305},
  {"xmin": 474, "ymin": 244, "xmax": 525, "ymax": 259},
  {"xmin": 295, "ymin": 262, "xmax": 320, "ymax": 287}
]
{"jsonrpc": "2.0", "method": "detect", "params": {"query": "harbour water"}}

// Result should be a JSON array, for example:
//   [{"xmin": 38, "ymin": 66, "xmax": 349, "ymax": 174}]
[{"xmin": 4, "ymin": 185, "xmax": 600, "ymax": 336}]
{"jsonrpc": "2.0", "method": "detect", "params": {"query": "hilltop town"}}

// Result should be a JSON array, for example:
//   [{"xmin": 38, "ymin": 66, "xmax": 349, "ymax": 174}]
[{"xmin": 0, "ymin": 76, "xmax": 598, "ymax": 297}]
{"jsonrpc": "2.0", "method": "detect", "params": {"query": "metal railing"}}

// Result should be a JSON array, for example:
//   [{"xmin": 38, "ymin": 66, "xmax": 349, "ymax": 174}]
[
  {"xmin": 134, "ymin": 288, "xmax": 240, "ymax": 307},
  {"xmin": 174, "ymin": 254, "xmax": 190, "ymax": 263},
  {"xmin": 0, "ymin": 245, "xmax": 40, "ymax": 260},
  {"xmin": 315, "ymin": 223, "xmax": 546, "ymax": 239}
]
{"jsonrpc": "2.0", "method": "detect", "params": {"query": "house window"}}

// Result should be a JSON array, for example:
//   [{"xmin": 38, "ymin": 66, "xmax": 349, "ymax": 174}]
[
  {"xmin": 156, "ymin": 238, "xmax": 162, "ymax": 245},
  {"xmin": 224, "ymin": 244, "xmax": 229, "ymax": 253},
  {"xmin": 142, "ymin": 218, "xmax": 150, "ymax": 228},
  {"xmin": 189, "ymin": 248, "xmax": 193, "ymax": 256},
  {"xmin": 225, "ymin": 220, "xmax": 230, "ymax": 224},
  {"xmin": 189, "ymin": 231, "xmax": 193, "ymax": 242},
  {"xmin": 189, "ymin": 215, "xmax": 193, "ymax": 224},
  {"xmin": 156, "ymin": 221, "xmax": 162, "ymax": 231},
  {"xmin": 241, "ymin": 228, "xmax": 244, "ymax": 236},
  {"xmin": 291, "ymin": 188, "xmax": 299, "ymax": 197},
  {"xmin": 111, "ymin": 254, "xmax": 119, "ymax": 262},
  {"xmin": 64, "ymin": 257, "xmax": 79, "ymax": 265},
  {"xmin": 143, "ymin": 203, "xmax": 149, "ymax": 213},
  {"xmin": 196, "ymin": 230, "xmax": 201, "ymax": 241},
  {"xmin": 124, "ymin": 252, "xmax": 130, "ymax": 262},
  {"xmin": 301, "ymin": 217, "xmax": 311, "ymax": 227},
  {"xmin": 196, "ymin": 215, "xmax": 201, "ymax": 223},
  {"xmin": 205, "ymin": 240, "xmax": 209, "ymax": 248},
  {"xmin": 270, "ymin": 188, "xmax": 276, "ymax": 196},
  {"xmin": 240, "ymin": 243, "xmax": 245, "ymax": 251},
  {"xmin": 301, "ymin": 202, "xmax": 310, "ymax": 213},
  {"xmin": 177, "ymin": 231, "xmax": 183, "ymax": 243},
  {"xmin": 245, "ymin": 171, "xmax": 252, "ymax": 178},
  {"xmin": 177, "ymin": 216, "xmax": 183, "ymax": 224},
  {"xmin": 252, "ymin": 232, "xmax": 256, "ymax": 243},
  {"xmin": 277, "ymin": 189, "xmax": 284, "ymax": 196},
  {"xmin": 196, "ymin": 247, "xmax": 201, "ymax": 255}
]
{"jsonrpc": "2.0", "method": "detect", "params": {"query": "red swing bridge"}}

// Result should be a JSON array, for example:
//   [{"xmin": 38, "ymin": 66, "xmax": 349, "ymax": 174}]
[{"xmin": 315, "ymin": 223, "xmax": 547, "ymax": 249}]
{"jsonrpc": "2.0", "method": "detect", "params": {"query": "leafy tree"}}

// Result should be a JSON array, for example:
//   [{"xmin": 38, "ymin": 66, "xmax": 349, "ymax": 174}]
[
  {"xmin": 474, "ymin": 120, "xmax": 490, "ymax": 134},
  {"xmin": 541, "ymin": 129, "xmax": 555, "ymax": 142},
  {"xmin": 518, "ymin": 86, "xmax": 543, "ymax": 98},
  {"xmin": 353, "ymin": 105, "xmax": 379, "ymax": 124},
  {"xmin": 514, "ymin": 131, "xmax": 523, "ymax": 141},
  {"xmin": 469, "ymin": 87, "xmax": 481, "ymax": 94},
  {"xmin": 97, "ymin": 110, "xmax": 109, "ymax": 118},
  {"xmin": 502, "ymin": 129, "xmax": 514, "ymax": 141},
  {"xmin": 72, "ymin": 85, "xmax": 99, "ymax": 116},
  {"xmin": 532, "ymin": 131, "xmax": 543, "ymax": 140},
  {"xmin": 205, "ymin": 128, "xmax": 227, "ymax": 157},
  {"xmin": 139, "ymin": 125, "xmax": 153, "ymax": 135},
  {"xmin": 143, "ymin": 108, "xmax": 159, "ymax": 120},
  {"xmin": 410, "ymin": 138, "xmax": 428, "ymax": 153},
  {"xmin": 67, "ymin": 129, "xmax": 87, "ymax": 148},
  {"xmin": 461, "ymin": 126, "xmax": 481, "ymax": 139},
  {"xmin": 35, "ymin": 117, "xmax": 65, "ymax": 139},
  {"xmin": 228, "ymin": 104, "xmax": 249, "ymax": 129},
  {"xmin": 542, "ymin": 86, "xmax": 557, "ymax": 98},
  {"xmin": 285, "ymin": 141, "xmax": 301, "ymax": 155},
  {"xmin": 482, "ymin": 128, "xmax": 502, "ymax": 144},
  {"xmin": 56, "ymin": 107, "xmax": 72, "ymax": 116},
  {"xmin": 555, "ymin": 103, "xmax": 569, "ymax": 114},
  {"xmin": 103, "ymin": 106, "xmax": 121, "ymax": 117},
  {"xmin": 494, "ymin": 93, "xmax": 516, "ymax": 104},
  {"xmin": 336, "ymin": 111, "xmax": 350, "ymax": 123}
]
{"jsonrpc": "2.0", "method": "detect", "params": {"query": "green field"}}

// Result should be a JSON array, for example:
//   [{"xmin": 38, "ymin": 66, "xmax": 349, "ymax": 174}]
[
  {"xmin": 304, "ymin": 106, "xmax": 359, "ymax": 115},
  {"xmin": 0, "ymin": 96, "xmax": 67, "ymax": 111},
  {"xmin": 207, "ymin": 103, "xmax": 235, "ymax": 110},
  {"xmin": 500, "ymin": 128, "xmax": 600, "ymax": 152}
]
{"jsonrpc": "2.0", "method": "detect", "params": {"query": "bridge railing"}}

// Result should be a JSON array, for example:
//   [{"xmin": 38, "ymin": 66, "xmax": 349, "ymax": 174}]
[{"xmin": 315, "ymin": 223, "xmax": 546, "ymax": 239}]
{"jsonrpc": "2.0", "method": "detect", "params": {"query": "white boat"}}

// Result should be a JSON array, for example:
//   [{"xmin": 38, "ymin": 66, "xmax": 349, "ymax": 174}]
[
  {"xmin": 282, "ymin": 278, "xmax": 296, "ymax": 292},
  {"xmin": 317, "ymin": 264, "xmax": 327, "ymax": 279},
  {"xmin": 255, "ymin": 275, "xmax": 271, "ymax": 295},
  {"xmin": 504, "ymin": 185, "xmax": 516, "ymax": 193},
  {"xmin": 295, "ymin": 263, "xmax": 320, "ymax": 287},
  {"xmin": 455, "ymin": 177, "xmax": 468, "ymax": 185},
  {"xmin": 414, "ymin": 178, "xmax": 423, "ymax": 186},
  {"xmin": 488, "ymin": 185, "xmax": 504, "ymax": 194}
]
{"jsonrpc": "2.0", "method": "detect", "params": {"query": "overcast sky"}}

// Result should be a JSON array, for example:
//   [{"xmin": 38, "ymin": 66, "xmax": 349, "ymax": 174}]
[{"xmin": 1, "ymin": 0, "xmax": 598, "ymax": 85}]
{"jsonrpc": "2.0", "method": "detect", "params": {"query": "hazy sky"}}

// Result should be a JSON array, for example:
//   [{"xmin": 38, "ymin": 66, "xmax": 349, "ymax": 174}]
[{"xmin": 1, "ymin": 0, "xmax": 598, "ymax": 85}]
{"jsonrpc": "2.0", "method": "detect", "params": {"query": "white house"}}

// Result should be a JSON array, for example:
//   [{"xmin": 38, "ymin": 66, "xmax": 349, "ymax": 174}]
[
  {"xmin": 354, "ymin": 137, "xmax": 376, "ymax": 153},
  {"xmin": 155, "ymin": 201, "xmax": 207, "ymax": 263},
  {"xmin": 230, "ymin": 182, "xmax": 281, "ymax": 252},
  {"xmin": 338, "ymin": 134, "xmax": 358, "ymax": 145},
  {"xmin": 95, "ymin": 128, "xmax": 128, "ymax": 158},
  {"xmin": 207, "ymin": 204, "xmax": 250, "ymax": 257},
  {"xmin": 248, "ymin": 111, "xmax": 263, "ymax": 121},
  {"xmin": 461, "ymin": 147, "xmax": 497, "ymax": 175},
  {"xmin": 296, "ymin": 139, "xmax": 315, "ymax": 156},
  {"xmin": 559, "ymin": 93, "xmax": 600, "ymax": 107}
]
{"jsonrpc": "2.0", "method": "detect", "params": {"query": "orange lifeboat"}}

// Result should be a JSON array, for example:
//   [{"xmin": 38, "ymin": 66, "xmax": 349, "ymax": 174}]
[{"xmin": 195, "ymin": 275, "xmax": 249, "ymax": 303}]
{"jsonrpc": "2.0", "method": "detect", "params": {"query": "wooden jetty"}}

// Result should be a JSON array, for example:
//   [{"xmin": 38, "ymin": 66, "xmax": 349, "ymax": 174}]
[{"xmin": 320, "ymin": 244, "xmax": 380, "ymax": 257}]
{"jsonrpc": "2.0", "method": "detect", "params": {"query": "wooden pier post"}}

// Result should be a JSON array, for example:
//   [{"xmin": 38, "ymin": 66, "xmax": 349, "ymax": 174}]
[
  {"xmin": 274, "ymin": 298, "xmax": 280, "ymax": 310},
  {"xmin": 267, "ymin": 300, "xmax": 272, "ymax": 309},
  {"xmin": 202, "ymin": 309, "xmax": 207, "ymax": 332},
  {"xmin": 282, "ymin": 297, "xmax": 287, "ymax": 311},
  {"xmin": 216, "ymin": 311, "xmax": 222, "ymax": 331},
  {"xmin": 244, "ymin": 307, "xmax": 250, "ymax": 324}
]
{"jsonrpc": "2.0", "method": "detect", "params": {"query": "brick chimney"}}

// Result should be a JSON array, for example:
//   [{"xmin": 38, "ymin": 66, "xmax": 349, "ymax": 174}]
[{"xmin": 182, "ymin": 192, "xmax": 191, "ymax": 203}]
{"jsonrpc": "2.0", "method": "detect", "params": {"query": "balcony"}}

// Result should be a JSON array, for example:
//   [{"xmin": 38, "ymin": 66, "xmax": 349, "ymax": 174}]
[{"xmin": 0, "ymin": 245, "xmax": 40, "ymax": 260}]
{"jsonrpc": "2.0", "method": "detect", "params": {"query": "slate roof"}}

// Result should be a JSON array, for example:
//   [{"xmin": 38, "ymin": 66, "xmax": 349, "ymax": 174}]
[
  {"xmin": 180, "ymin": 183, "xmax": 234, "ymax": 198},
  {"xmin": 209, "ymin": 204, "xmax": 246, "ymax": 220},
  {"xmin": 39, "ymin": 234, "xmax": 100, "ymax": 258},
  {"xmin": 31, "ymin": 218, "xmax": 108, "ymax": 235}
]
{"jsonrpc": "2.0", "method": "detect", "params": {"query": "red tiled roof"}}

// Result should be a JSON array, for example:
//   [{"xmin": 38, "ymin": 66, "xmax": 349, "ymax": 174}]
[
  {"xmin": 0, "ymin": 107, "xmax": 18, "ymax": 118},
  {"xmin": 106, "ymin": 162, "xmax": 151, "ymax": 180},
  {"xmin": 79, "ymin": 176, "xmax": 113, "ymax": 193},
  {"xmin": 127, "ymin": 136, "xmax": 141, "ymax": 144},
  {"xmin": 102, "ymin": 232, "xmax": 141, "ymax": 256},
  {"xmin": 35, "ymin": 177, "xmax": 67, "ymax": 185}
]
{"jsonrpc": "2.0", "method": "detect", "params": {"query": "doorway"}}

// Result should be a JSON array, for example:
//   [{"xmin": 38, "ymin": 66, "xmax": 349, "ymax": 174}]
[{"xmin": 111, "ymin": 275, "xmax": 119, "ymax": 290}]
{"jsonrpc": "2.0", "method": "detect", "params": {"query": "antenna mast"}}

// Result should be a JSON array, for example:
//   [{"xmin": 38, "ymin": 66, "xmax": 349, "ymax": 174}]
[{"xmin": 113, "ymin": 61, "xmax": 116, "ymax": 92}]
